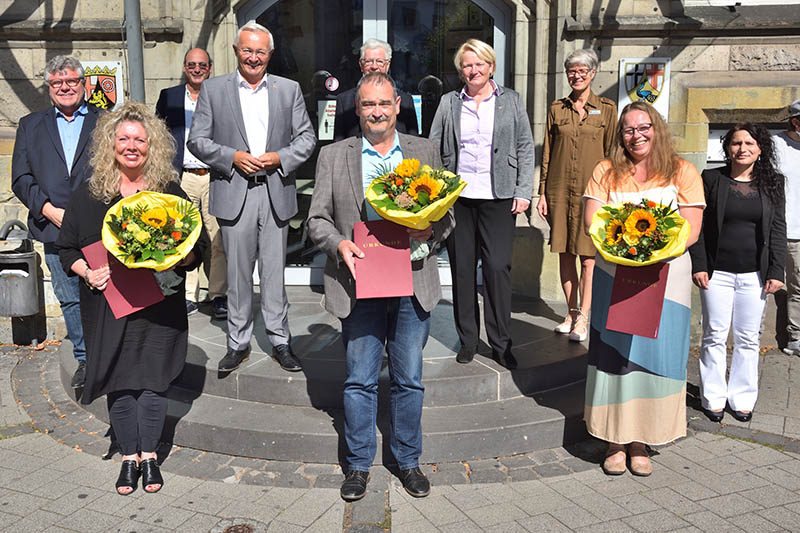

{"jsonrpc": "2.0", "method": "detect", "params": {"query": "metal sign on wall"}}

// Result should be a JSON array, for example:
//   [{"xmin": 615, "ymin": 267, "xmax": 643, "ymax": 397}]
[
  {"xmin": 82, "ymin": 61, "xmax": 124, "ymax": 110},
  {"xmin": 618, "ymin": 58, "xmax": 671, "ymax": 119}
]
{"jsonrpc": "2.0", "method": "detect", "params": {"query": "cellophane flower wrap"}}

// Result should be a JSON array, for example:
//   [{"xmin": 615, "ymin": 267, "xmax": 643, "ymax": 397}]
[
  {"xmin": 365, "ymin": 158, "xmax": 467, "ymax": 230},
  {"xmin": 102, "ymin": 191, "xmax": 202, "ymax": 272},
  {"xmin": 589, "ymin": 198, "xmax": 690, "ymax": 267}
]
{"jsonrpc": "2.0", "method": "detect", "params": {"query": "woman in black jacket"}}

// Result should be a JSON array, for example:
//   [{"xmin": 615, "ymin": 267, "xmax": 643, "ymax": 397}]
[{"xmin": 689, "ymin": 123, "xmax": 786, "ymax": 423}]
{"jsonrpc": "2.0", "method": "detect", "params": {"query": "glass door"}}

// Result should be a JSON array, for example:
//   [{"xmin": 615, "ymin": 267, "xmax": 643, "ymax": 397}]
[{"xmin": 237, "ymin": 0, "xmax": 511, "ymax": 283}]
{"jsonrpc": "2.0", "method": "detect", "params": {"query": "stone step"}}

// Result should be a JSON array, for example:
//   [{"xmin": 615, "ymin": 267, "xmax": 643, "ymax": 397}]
[
  {"xmin": 174, "ymin": 334, "xmax": 588, "ymax": 409},
  {"xmin": 63, "ymin": 356, "xmax": 587, "ymax": 463}
]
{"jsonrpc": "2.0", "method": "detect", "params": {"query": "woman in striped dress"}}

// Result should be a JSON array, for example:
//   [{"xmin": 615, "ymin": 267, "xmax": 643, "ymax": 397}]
[{"xmin": 582, "ymin": 101, "xmax": 705, "ymax": 476}]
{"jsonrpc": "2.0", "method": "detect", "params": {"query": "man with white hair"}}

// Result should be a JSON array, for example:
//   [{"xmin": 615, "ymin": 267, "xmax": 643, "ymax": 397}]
[
  {"xmin": 12, "ymin": 55, "xmax": 101, "ymax": 388},
  {"xmin": 188, "ymin": 21, "xmax": 316, "ymax": 373},
  {"xmin": 333, "ymin": 38, "xmax": 419, "ymax": 141},
  {"xmin": 777, "ymin": 99, "xmax": 800, "ymax": 355}
]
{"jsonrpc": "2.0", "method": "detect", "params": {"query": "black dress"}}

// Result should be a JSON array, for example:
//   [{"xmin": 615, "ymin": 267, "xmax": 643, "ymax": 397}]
[{"xmin": 56, "ymin": 180, "xmax": 205, "ymax": 404}]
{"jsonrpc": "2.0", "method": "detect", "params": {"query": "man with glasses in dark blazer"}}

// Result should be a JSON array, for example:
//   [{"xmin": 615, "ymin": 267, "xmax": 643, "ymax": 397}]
[{"xmin": 12, "ymin": 55, "xmax": 101, "ymax": 388}]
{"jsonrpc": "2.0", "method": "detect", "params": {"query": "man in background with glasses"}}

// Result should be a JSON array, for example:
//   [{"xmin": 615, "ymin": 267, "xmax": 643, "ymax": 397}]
[
  {"xmin": 12, "ymin": 55, "xmax": 101, "ymax": 388},
  {"xmin": 188, "ymin": 21, "xmax": 316, "ymax": 374},
  {"xmin": 156, "ymin": 48, "xmax": 228, "ymax": 321},
  {"xmin": 333, "ymin": 38, "xmax": 419, "ymax": 141}
]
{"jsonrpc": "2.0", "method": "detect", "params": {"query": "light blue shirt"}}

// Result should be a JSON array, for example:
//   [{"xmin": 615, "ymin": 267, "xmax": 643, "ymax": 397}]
[
  {"xmin": 361, "ymin": 132, "xmax": 403, "ymax": 221},
  {"xmin": 55, "ymin": 103, "xmax": 88, "ymax": 174}
]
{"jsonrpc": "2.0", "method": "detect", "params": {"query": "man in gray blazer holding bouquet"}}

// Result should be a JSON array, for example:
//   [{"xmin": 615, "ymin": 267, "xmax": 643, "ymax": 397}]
[
  {"xmin": 308, "ymin": 72, "xmax": 454, "ymax": 502},
  {"xmin": 188, "ymin": 21, "xmax": 316, "ymax": 373}
]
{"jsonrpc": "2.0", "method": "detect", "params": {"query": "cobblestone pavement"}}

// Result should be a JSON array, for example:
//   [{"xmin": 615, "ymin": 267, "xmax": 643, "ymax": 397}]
[{"xmin": 3, "ymin": 340, "xmax": 800, "ymax": 532}]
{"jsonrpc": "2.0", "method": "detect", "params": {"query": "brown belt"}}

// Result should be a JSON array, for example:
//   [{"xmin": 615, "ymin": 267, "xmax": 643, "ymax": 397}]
[{"xmin": 183, "ymin": 168, "xmax": 209, "ymax": 175}]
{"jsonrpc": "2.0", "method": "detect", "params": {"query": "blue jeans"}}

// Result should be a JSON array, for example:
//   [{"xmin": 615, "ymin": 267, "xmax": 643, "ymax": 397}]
[
  {"xmin": 44, "ymin": 244, "xmax": 85, "ymax": 361},
  {"xmin": 341, "ymin": 296, "xmax": 429, "ymax": 471}
]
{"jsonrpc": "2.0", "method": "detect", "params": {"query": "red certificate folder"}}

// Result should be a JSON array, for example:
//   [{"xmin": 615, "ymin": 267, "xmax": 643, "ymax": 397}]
[
  {"xmin": 353, "ymin": 220, "xmax": 413, "ymax": 299},
  {"xmin": 606, "ymin": 263, "xmax": 670, "ymax": 339},
  {"xmin": 81, "ymin": 240, "xmax": 165, "ymax": 319}
]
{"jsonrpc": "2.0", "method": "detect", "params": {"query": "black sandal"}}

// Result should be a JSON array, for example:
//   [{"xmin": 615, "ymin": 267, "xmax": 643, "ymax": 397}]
[
  {"xmin": 140, "ymin": 458, "xmax": 164, "ymax": 493},
  {"xmin": 115, "ymin": 460, "xmax": 140, "ymax": 495}
]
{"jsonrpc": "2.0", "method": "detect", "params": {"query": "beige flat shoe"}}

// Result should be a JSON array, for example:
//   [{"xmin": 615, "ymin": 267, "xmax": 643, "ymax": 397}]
[
  {"xmin": 628, "ymin": 443, "xmax": 652, "ymax": 477},
  {"xmin": 554, "ymin": 314, "xmax": 573, "ymax": 334},
  {"xmin": 602, "ymin": 444, "xmax": 627, "ymax": 476}
]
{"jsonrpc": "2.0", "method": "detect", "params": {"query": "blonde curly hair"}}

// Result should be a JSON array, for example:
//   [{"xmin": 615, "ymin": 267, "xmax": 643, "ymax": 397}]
[{"xmin": 88, "ymin": 101, "xmax": 178, "ymax": 203}]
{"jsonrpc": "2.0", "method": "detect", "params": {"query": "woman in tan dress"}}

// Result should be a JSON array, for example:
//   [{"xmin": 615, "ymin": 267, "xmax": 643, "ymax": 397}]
[{"xmin": 536, "ymin": 49, "xmax": 617, "ymax": 342}]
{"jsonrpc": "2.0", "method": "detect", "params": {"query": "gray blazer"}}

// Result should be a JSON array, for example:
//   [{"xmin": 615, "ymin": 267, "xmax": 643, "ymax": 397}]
[
  {"xmin": 428, "ymin": 84, "xmax": 534, "ymax": 201},
  {"xmin": 307, "ymin": 133, "xmax": 455, "ymax": 319},
  {"xmin": 187, "ymin": 71, "xmax": 316, "ymax": 222}
]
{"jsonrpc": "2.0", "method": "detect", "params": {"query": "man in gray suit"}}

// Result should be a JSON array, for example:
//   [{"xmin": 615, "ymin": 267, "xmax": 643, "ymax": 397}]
[
  {"xmin": 187, "ymin": 21, "xmax": 316, "ymax": 373},
  {"xmin": 308, "ymin": 72, "xmax": 454, "ymax": 502}
]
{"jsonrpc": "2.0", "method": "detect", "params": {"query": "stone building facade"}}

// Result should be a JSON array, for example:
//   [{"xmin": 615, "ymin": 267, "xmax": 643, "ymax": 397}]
[{"xmin": 1, "ymin": 0, "xmax": 799, "ymax": 339}]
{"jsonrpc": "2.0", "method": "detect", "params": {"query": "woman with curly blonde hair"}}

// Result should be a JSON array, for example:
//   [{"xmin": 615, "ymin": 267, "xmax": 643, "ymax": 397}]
[
  {"xmin": 582, "ymin": 101, "xmax": 705, "ymax": 476},
  {"xmin": 56, "ymin": 101, "xmax": 204, "ymax": 496}
]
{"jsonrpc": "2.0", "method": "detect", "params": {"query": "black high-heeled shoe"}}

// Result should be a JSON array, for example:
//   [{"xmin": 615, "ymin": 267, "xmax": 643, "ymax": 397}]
[
  {"xmin": 140, "ymin": 458, "xmax": 164, "ymax": 493},
  {"xmin": 115, "ymin": 460, "xmax": 140, "ymax": 496}
]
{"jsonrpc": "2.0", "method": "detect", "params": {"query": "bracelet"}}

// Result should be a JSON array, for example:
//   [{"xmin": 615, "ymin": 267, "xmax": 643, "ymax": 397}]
[{"xmin": 83, "ymin": 265, "xmax": 92, "ymax": 288}]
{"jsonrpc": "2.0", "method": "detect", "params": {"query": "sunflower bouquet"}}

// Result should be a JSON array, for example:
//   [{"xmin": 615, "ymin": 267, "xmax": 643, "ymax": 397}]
[
  {"xmin": 365, "ymin": 158, "xmax": 467, "ymax": 230},
  {"xmin": 102, "ymin": 191, "xmax": 202, "ymax": 271},
  {"xmin": 589, "ymin": 198, "xmax": 690, "ymax": 267}
]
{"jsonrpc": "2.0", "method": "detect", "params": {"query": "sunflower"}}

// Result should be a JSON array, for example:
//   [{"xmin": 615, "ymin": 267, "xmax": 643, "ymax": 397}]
[
  {"xmin": 407, "ymin": 175, "xmax": 443, "ymax": 202},
  {"xmin": 141, "ymin": 207, "xmax": 169, "ymax": 229},
  {"xmin": 605, "ymin": 219, "xmax": 624, "ymax": 245},
  {"xmin": 394, "ymin": 158, "xmax": 421, "ymax": 178},
  {"xmin": 624, "ymin": 209, "xmax": 657, "ymax": 237}
]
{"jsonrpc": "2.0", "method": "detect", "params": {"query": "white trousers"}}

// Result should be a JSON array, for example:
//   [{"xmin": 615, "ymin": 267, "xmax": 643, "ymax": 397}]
[{"xmin": 699, "ymin": 270, "xmax": 765, "ymax": 412}]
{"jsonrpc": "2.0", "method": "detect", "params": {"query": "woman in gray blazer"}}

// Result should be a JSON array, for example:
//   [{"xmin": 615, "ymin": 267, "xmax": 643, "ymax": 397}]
[{"xmin": 429, "ymin": 39, "xmax": 534, "ymax": 369}]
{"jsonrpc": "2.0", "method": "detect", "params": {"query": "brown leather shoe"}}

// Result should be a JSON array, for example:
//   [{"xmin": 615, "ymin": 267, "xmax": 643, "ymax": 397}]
[
  {"xmin": 628, "ymin": 442, "xmax": 652, "ymax": 477},
  {"xmin": 602, "ymin": 444, "xmax": 626, "ymax": 476}
]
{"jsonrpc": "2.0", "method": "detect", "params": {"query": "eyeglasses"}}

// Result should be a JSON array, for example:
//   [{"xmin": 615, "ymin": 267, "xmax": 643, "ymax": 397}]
[
  {"xmin": 185, "ymin": 62, "xmax": 210, "ymax": 70},
  {"xmin": 566, "ymin": 68, "xmax": 592, "ymax": 78},
  {"xmin": 238, "ymin": 48, "xmax": 270, "ymax": 58},
  {"xmin": 361, "ymin": 59, "xmax": 389, "ymax": 67},
  {"xmin": 359, "ymin": 101, "xmax": 395, "ymax": 112},
  {"xmin": 48, "ymin": 78, "xmax": 83, "ymax": 89},
  {"xmin": 621, "ymin": 123, "xmax": 653, "ymax": 137}
]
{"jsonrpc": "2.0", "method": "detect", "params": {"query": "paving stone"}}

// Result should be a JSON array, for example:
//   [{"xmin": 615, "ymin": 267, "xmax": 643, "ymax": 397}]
[
  {"xmin": 613, "ymin": 493, "xmax": 662, "ymax": 515},
  {"xmin": 699, "ymin": 492, "xmax": 763, "ymax": 518},
  {"xmin": 312, "ymin": 473, "xmax": 343, "ymax": 489},
  {"xmin": 533, "ymin": 462, "xmax": 571, "ymax": 479},
  {"xmin": 54, "ymin": 508, "xmax": 124, "ymax": 532},
  {"xmin": 140, "ymin": 505, "xmax": 197, "ymax": 530},
  {"xmin": 727, "ymin": 512, "xmax": 785, "ymax": 532},
  {"xmin": 739, "ymin": 483, "xmax": 800, "ymax": 508},
  {"xmin": 469, "ymin": 467, "xmax": 507, "ymax": 484},
  {"xmin": 467, "ymin": 459, "xmax": 505, "ymax": 471},
  {"xmin": 752, "ymin": 463, "xmax": 800, "ymax": 490},
  {"xmin": 391, "ymin": 500, "xmax": 426, "ymax": 526},
  {"xmin": 263, "ymin": 461, "xmax": 303, "ymax": 475},
  {"xmin": 240, "ymin": 471, "xmax": 274, "ymax": 486},
  {"xmin": 275, "ymin": 488, "xmax": 340, "ymax": 527},
  {"xmin": 6, "ymin": 509, "xmax": 64, "ymax": 532},
  {"xmin": 428, "ymin": 470, "xmax": 469, "ymax": 485},
  {"xmin": 622, "ymin": 509, "xmax": 690, "ymax": 532},
  {"xmin": 756, "ymin": 505, "xmax": 800, "ymax": 530},
  {"xmin": 562, "ymin": 457, "xmax": 596, "ymax": 473},
  {"xmin": 391, "ymin": 517, "xmax": 438, "ymax": 533},
  {"xmin": 702, "ymin": 453, "xmax": 758, "ymax": 475},
  {"xmin": 508, "ymin": 467, "xmax": 541, "ymax": 482},
  {"xmin": 443, "ymin": 487, "xmax": 493, "ymax": 510},
  {"xmin": 171, "ymin": 490, "xmax": 236, "ymax": 515},
  {"xmin": 517, "ymin": 513, "xmax": 571, "ymax": 532},
  {"xmin": 583, "ymin": 476, "xmax": 648, "ymax": 497},
  {"xmin": 273, "ymin": 473, "xmax": 312, "ymax": 488},
  {"xmin": 410, "ymin": 494, "xmax": 469, "ymax": 526},
  {"xmin": 682, "ymin": 510, "xmax": 743, "ymax": 532},
  {"xmin": 513, "ymin": 486, "xmax": 572, "ymax": 515},
  {"xmin": 437, "ymin": 519, "xmax": 488, "ymax": 532},
  {"xmin": 499, "ymin": 455, "xmax": 536, "ymax": 468},
  {"xmin": 207, "ymin": 465, "xmax": 237, "ymax": 481},
  {"xmin": 547, "ymin": 478, "xmax": 596, "ymax": 498},
  {"xmin": 574, "ymin": 520, "xmax": 637, "ymax": 532},
  {"xmin": 548, "ymin": 503, "xmax": 603, "ymax": 529},
  {"xmin": 641, "ymin": 487, "xmax": 704, "ymax": 515},
  {"xmin": 462, "ymin": 501, "xmax": 529, "ymax": 528},
  {"xmin": 474, "ymin": 483, "xmax": 522, "ymax": 504},
  {"xmin": 304, "ymin": 500, "xmax": 345, "ymax": 533},
  {"xmin": 574, "ymin": 491, "xmax": 632, "ymax": 520},
  {"xmin": 301, "ymin": 463, "xmax": 338, "ymax": 476}
]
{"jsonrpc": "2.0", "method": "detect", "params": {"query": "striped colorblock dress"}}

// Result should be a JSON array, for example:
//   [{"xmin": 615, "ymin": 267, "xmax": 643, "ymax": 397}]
[{"xmin": 583, "ymin": 159, "xmax": 705, "ymax": 445}]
